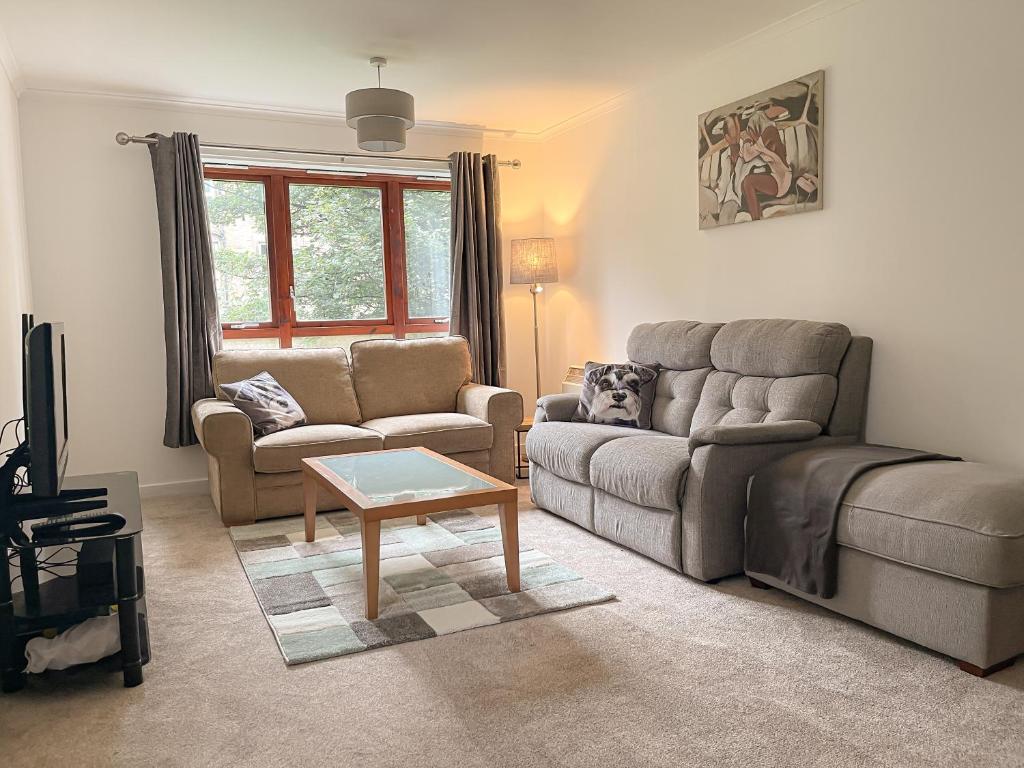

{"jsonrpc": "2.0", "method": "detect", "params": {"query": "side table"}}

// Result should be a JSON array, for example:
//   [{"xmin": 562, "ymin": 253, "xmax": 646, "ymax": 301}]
[{"xmin": 514, "ymin": 418, "xmax": 533, "ymax": 480}]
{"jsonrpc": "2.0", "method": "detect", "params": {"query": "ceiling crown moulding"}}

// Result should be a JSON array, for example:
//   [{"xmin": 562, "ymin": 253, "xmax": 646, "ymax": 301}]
[
  {"xmin": 0, "ymin": 24, "xmax": 23, "ymax": 92},
  {"xmin": 17, "ymin": 82, "xmax": 633, "ymax": 144},
  {"xmin": 16, "ymin": 83, "xmax": 535, "ymax": 140}
]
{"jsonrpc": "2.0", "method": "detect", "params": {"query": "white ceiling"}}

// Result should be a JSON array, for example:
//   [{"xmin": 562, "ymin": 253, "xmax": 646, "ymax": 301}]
[{"xmin": 0, "ymin": 0, "xmax": 818, "ymax": 135}]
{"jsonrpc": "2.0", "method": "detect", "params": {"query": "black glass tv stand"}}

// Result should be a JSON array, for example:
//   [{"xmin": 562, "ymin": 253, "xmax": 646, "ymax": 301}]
[{"xmin": 0, "ymin": 472, "xmax": 150, "ymax": 693}]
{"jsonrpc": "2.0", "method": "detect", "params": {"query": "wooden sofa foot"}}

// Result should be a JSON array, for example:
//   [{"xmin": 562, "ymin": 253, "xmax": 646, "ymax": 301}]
[
  {"xmin": 956, "ymin": 658, "xmax": 1015, "ymax": 677},
  {"xmin": 748, "ymin": 577, "xmax": 772, "ymax": 590}
]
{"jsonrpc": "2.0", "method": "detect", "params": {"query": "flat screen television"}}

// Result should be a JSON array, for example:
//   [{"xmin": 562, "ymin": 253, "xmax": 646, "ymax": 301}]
[{"xmin": 24, "ymin": 321, "xmax": 69, "ymax": 498}]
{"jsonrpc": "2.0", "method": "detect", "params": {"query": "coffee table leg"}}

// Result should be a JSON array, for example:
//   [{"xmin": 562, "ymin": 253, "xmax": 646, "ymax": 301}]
[
  {"xmin": 498, "ymin": 501, "xmax": 520, "ymax": 592},
  {"xmin": 360, "ymin": 519, "xmax": 381, "ymax": 620},
  {"xmin": 303, "ymin": 473, "xmax": 317, "ymax": 543},
  {"xmin": 416, "ymin": 515, "xmax": 427, "ymax": 526}
]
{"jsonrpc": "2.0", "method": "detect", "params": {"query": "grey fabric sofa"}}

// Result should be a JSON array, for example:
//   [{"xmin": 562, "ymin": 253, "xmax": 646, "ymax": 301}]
[{"xmin": 527, "ymin": 318, "xmax": 872, "ymax": 582}]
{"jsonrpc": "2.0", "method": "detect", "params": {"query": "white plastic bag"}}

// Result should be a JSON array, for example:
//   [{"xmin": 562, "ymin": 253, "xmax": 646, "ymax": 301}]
[{"xmin": 24, "ymin": 614, "xmax": 122, "ymax": 673}]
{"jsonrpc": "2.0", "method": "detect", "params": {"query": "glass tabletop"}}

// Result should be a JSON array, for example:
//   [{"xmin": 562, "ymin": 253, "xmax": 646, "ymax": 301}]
[{"xmin": 318, "ymin": 449, "xmax": 498, "ymax": 505}]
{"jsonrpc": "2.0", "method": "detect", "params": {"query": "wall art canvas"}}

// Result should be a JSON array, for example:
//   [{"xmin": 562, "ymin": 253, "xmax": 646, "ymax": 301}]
[{"xmin": 698, "ymin": 70, "xmax": 823, "ymax": 229}]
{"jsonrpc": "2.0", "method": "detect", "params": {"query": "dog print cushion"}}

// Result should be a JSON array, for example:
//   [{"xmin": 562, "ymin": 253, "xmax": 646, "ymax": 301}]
[
  {"xmin": 219, "ymin": 371, "xmax": 307, "ymax": 437},
  {"xmin": 572, "ymin": 362, "xmax": 660, "ymax": 430}
]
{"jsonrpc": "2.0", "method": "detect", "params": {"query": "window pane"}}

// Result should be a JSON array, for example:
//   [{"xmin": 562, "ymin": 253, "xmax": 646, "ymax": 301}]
[
  {"xmin": 403, "ymin": 189, "xmax": 451, "ymax": 319},
  {"xmin": 290, "ymin": 184, "xmax": 387, "ymax": 321},
  {"xmin": 222, "ymin": 336, "xmax": 280, "ymax": 351},
  {"xmin": 292, "ymin": 334, "xmax": 394, "ymax": 353},
  {"xmin": 204, "ymin": 179, "xmax": 272, "ymax": 324}
]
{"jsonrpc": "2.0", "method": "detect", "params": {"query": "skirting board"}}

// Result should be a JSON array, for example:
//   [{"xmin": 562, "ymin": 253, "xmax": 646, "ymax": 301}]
[{"xmin": 139, "ymin": 477, "xmax": 209, "ymax": 498}]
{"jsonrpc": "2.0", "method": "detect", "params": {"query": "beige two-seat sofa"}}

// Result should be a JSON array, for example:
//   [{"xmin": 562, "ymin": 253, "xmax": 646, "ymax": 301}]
[{"xmin": 192, "ymin": 336, "xmax": 523, "ymax": 526}]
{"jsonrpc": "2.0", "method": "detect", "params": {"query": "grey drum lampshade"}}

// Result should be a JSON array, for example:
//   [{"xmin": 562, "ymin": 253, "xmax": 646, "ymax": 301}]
[
  {"xmin": 345, "ymin": 87, "xmax": 415, "ymax": 152},
  {"xmin": 510, "ymin": 238, "xmax": 558, "ymax": 285}
]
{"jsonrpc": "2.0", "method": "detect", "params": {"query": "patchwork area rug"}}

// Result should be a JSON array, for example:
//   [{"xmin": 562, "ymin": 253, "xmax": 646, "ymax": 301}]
[{"xmin": 230, "ymin": 509, "xmax": 615, "ymax": 664}]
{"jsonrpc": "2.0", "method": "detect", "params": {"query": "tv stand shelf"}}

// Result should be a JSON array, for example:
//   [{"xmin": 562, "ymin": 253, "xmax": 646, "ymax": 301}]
[{"xmin": 1, "ymin": 472, "xmax": 150, "ymax": 693}]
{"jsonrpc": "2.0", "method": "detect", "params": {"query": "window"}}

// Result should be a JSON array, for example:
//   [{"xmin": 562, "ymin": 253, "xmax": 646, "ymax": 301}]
[{"xmin": 203, "ymin": 167, "xmax": 451, "ymax": 350}]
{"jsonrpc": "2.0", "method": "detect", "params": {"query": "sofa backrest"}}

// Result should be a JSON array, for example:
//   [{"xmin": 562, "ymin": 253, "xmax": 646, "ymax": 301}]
[
  {"xmin": 826, "ymin": 335, "xmax": 873, "ymax": 439},
  {"xmin": 689, "ymin": 319, "xmax": 852, "ymax": 433},
  {"xmin": 212, "ymin": 348, "xmax": 362, "ymax": 426},
  {"xmin": 626, "ymin": 321, "xmax": 724, "ymax": 437},
  {"xmin": 350, "ymin": 336, "xmax": 472, "ymax": 421}
]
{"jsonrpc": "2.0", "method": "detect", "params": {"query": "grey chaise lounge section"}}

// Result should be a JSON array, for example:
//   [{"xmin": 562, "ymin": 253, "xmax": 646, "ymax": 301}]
[
  {"xmin": 748, "ymin": 460, "xmax": 1024, "ymax": 676},
  {"xmin": 527, "ymin": 318, "xmax": 872, "ymax": 582}
]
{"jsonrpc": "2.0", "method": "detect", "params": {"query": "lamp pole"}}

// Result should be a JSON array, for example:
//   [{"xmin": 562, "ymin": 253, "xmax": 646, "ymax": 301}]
[{"xmin": 530, "ymin": 283, "xmax": 543, "ymax": 403}]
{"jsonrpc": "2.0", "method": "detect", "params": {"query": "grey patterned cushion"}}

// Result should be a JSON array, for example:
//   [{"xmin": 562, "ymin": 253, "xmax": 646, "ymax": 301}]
[
  {"xmin": 572, "ymin": 362, "xmax": 660, "ymax": 430},
  {"xmin": 219, "ymin": 371, "xmax": 307, "ymax": 437}
]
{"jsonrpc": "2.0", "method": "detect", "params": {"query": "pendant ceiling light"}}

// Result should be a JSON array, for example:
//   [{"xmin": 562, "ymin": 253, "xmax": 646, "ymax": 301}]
[{"xmin": 345, "ymin": 57, "xmax": 415, "ymax": 152}]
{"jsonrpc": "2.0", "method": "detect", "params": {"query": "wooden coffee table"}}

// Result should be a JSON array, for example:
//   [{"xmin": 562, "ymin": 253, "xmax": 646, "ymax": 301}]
[{"xmin": 300, "ymin": 447, "xmax": 520, "ymax": 620}]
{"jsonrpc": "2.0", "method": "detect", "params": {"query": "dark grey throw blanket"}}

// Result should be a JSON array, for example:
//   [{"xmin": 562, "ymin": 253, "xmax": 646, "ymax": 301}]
[{"xmin": 745, "ymin": 445, "xmax": 959, "ymax": 598}]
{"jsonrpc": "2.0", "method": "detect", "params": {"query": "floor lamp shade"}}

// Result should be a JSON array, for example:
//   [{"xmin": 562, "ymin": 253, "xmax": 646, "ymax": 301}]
[
  {"xmin": 510, "ymin": 238, "xmax": 558, "ymax": 407},
  {"xmin": 510, "ymin": 238, "xmax": 558, "ymax": 285}
]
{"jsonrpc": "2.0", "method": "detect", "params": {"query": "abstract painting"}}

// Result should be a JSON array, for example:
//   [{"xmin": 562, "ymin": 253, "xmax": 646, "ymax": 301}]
[{"xmin": 698, "ymin": 70, "xmax": 823, "ymax": 229}]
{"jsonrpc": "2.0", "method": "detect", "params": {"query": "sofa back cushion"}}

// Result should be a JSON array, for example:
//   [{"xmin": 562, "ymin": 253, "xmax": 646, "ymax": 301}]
[
  {"xmin": 213, "ymin": 348, "xmax": 361, "ymax": 426},
  {"xmin": 690, "ymin": 319, "xmax": 851, "ymax": 431},
  {"xmin": 690, "ymin": 371, "xmax": 837, "ymax": 429},
  {"xmin": 709, "ymin": 318, "xmax": 851, "ymax": 378},
  {"xmin": 350, "ymin": 336, "xmax": 472, "ymax": 420},
  {"xmin": 626, "ymin": 320, "xmax": 723, "ymax": 437}
]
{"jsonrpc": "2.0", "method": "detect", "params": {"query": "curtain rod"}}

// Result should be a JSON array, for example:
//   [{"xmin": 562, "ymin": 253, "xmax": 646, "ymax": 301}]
[{"xmin": 114, "ymin": 132, "xmax": 521, "ymax": 168}]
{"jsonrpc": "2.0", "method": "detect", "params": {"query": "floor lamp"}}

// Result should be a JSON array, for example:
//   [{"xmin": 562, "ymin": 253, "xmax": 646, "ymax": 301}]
[{"xmin": 510, "ymin": 238, "xmax": 558, "ymax": 405}]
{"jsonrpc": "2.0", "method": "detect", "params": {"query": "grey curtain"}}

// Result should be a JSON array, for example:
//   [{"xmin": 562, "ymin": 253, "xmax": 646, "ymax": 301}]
[
  {"xmin": 148, "ymin": 133, "xmax": 222, "ymax": 448},
  {"xmin": 449, "ymin": 152, "xmax": 506, "ymax": 386}
]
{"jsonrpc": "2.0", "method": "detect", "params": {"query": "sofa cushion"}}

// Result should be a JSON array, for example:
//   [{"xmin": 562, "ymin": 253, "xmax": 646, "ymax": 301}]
[
  {"xmin": 690, "ymin": 371, "xmax": 837, "ymax": 431},
  {"xmin": 253, "ymin": 424, "xmax": 383, "ymax": 473},
  {"xmin": 350, "ymin": 336, "xmax": 472, "ymax": 420},
  {"xmin": 710, "ymin": 319, "xmax": 851, "ymax": 378},
  {"xmin": 214, "ymin": 349, "xmax": 361, "ymax": 426},
  {"xmin": 648, "ymin": 368, "xmax": 713, "ymax": 437},
  {"xmin": 360, "ymin": 413, "xmax": 492, "ymax": 454},
  {"xmin": 526, "ymin": 422, "xmax": 639, "ymax": 484},
  {"xmin": 627, "ymin": 320, "xmax": 723, "ymax": 437},
  {"xmin": 590, "ymin": 434, "xmax": 691, "ymax": 512},
  {"xmin": 836, "ymin": 461, "xmax": 1024, "ymax": 588},
  {"xmin": 626, "ymin": 320, "xmax": 722, "ymax": 370}
]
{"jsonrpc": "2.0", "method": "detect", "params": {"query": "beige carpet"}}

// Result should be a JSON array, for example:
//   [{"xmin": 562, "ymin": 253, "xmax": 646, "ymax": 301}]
[{"xmin": 2, "ymin": 484, "xmax": 1022, "ymax": 768}]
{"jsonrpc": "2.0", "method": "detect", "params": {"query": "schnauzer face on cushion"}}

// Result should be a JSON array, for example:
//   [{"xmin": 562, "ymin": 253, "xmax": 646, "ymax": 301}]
[{"xmin": 586, "ymin": 364, "xmax": 655, "ymax": 427}]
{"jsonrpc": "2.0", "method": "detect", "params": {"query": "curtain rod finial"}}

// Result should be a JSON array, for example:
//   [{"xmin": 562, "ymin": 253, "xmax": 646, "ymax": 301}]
[{"xmin": 115, "ymin": 131, "xmax": 131, "ymax": 145}]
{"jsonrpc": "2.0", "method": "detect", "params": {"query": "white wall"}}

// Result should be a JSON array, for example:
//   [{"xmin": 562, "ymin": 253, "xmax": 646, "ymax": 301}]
[
  {"xmin": 539, "ymin": 0, "xmax": 1024, "ymax": 466},
  {"xmin": 17, "ymin": 92, "xmax": 542, "ymax": 491},
  {"xmin": 0, "ymin": 54, "xmax": 30, "ymax": 448}
]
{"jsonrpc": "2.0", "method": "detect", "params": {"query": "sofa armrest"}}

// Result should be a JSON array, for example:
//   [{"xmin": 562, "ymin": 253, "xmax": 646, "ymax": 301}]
[
  {"xmin": 457, "ymin": 384, "xmax": 524, "ymax": 430},
  {"xmin": 688, "ymin": 420, "xmax": 821, "ymax": 450},
  {"xmin": 534, "ymin": 393, "xmax": 580, "ymax": 423},
  {"xmin": 192, "ymin": 398, "xmax": 258, "ymax": 526},
  {"xmin": 192, "ymin": 398, "xmax": 254, "ymax": 459},
  {"xmin": 680, "ymin": 435, "xmax": 850, "ymax": 581},
  {"xmin": 457, "ymin": 384, "xmax": 523, "ymax": 484}
]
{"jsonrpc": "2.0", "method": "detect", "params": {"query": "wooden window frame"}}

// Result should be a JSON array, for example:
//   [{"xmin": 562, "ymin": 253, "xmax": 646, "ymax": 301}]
[{"xmin": 204, "ymin": 165, "xmax": 452, "ymax": 347}]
